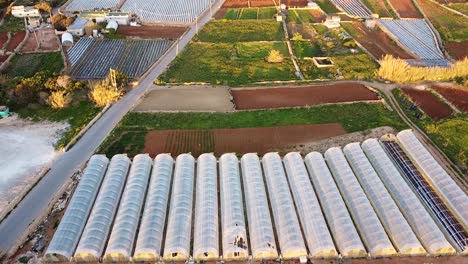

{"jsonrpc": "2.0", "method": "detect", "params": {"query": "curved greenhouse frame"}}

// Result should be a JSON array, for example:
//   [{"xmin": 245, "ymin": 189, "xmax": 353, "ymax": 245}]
[
  {"xmin": 103, "ymin": 154, "xmax": 152, "ymax": 262},
  {"xmin": 44, "ymin": 155, "xmax": 109, "ymax": 262},
  {"xmin": 219, "ymin": 153, "xmax": 249, "ymax": 260},
  {"xmin": 343, "ymin": 143, "xmax": 425, "ymax": 256},
  {"xmin": 304, "ymin": 152, "xmax": 366, "ymax": 258},
  {"xmin": 362, "ymin": 139, "xmax": 455, "ymax": 255},
  {"xmin": 262, "ymin": 153, "xmax": 307, "ymax": 259},
  {"xmin": 74, "ymin": 154, "xmax": 131, "ymax": 262},
  {"xmin": 163, "ymin": 154, "xmax": 195, "ymax": 261},
  {"xmin": 283, "ymin": 152, "xmax": 337, "ymax": 258},
  {"xmin": 133, "ymin": 154, "xmax": 174, "ymax": 261},
  {"xmin": 240, "ymin": 153, "xmax": 278, "ymax": 260},
  {"xmin": 325, "ymin": 147, "xmax": 395, "ymax": 257},
  {"xmin": 193, "ymin": 153, "xmax": 219, "ymax": 260}
]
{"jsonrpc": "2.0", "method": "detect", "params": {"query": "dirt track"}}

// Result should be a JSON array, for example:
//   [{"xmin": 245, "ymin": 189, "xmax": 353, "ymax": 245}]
[
  {"xmin": 388, "ymin": 0, "xmax": 423, "ymax": 18},
  {"xmin": 232, "ymin": 83, "xmax": 379, "ymax": 110},
  {"xmin": 402, "ymin": 87, "xmax": 453, "ymax": 120},
  {"xmin": 142, "ymin": 123, "xmax": 346, "ymax": 157},
  {"xmin": 117, "ymin": 26, "xmax": 187, "ymax": 39},
  {"xmin": 432, "ymin": 84, "xmax": 468, "ymax": 112}
]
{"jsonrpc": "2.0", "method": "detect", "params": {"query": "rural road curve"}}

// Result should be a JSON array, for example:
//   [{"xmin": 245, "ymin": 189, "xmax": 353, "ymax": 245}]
[{"xmin": 0, "ymin": 0, "xmax": 225, "ymax": 255}]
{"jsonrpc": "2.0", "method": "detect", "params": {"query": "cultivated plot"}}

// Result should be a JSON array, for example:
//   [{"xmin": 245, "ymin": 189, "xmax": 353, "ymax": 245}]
[{"xmin": 401, "ymin": 87, "xmax": 453, "ymax": 120}]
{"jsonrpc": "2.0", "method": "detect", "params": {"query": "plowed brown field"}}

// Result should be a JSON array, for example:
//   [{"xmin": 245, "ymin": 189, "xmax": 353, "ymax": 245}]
[
  {"xmin": 232, "ymin": 83, "xmax": 379, "ymax": 110},
  {"xmin": 143, "ymin": 123, "xmax": 346, "ymax": 157},
  {"xmin": 402, "ymin": 87, "xmax": 453, "ymax": 119},
  {"xmin": 433, "ymin": 84, "xmax": 468, "ymax": 112},
  {"xmin": 445, "ymin": 42, "xmax": 468, "ymax": 60},
  {"xmin": 0, "ymin": 32, "xmax": 8, "ymax": 49},
  {"xmin": 388, "ymin": 0, "xmax": 423, "ymax": 18},
  {"xmin": 6, "ymin": 31, "xmax": 25, "ymax": 52}
]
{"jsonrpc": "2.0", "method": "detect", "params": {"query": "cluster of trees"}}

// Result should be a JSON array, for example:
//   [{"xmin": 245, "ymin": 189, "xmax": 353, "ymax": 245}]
[
  {"xmin": 88, "ymin": 70, "xmax": 127, "ymax": 107},
  {"xmin": 378, "ymin": 55, "xmax": 468, "ymax": 84},
  {"xmin": 51, "ymin": 13, "xmax": 75, "ymax": 31}
]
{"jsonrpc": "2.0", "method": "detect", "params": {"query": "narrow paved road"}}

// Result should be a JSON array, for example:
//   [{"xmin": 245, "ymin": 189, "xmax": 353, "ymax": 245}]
[{"xmin": 0, "ymin": 0, "xmax": 225, "ymax": 255}]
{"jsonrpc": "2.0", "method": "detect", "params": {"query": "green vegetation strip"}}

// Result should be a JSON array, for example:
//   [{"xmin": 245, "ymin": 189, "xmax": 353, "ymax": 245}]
[
  {"xmin": 360, "ymin": 0, "xmax": 391, "ymax": 17},
  {"xmin": 100, "ymin": 103, "xmax": 407, "ymax": 156},
  {"xmin": 0, "ymin": 16, "xmax": 25, "ymax": 33},
  {"xmin": 315, "ymin": 0, "xmax": 339, "ymax": 13},
  {"xmin": 6, "ymin": 52, "xmax": 64, "ymax": 78},
  {"xmin": 392, "ymin": 88, "xmax": 467, "ymax": 173},
  {"xmin": 196, "ymin": 20, "xmax": 284, "ymax": 42}
]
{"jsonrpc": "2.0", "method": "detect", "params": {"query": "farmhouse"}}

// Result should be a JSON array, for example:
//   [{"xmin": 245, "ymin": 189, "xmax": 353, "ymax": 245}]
[
  {"xmin": 66, "ymin": 18, "xmax": 89, "ymax": 36},
  {"xmin": 11, "ymin": 6, "xmax": 40, "ymax": 18}
]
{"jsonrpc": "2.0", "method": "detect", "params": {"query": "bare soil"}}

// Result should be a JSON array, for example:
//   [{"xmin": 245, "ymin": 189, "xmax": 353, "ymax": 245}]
[
  {"xmin": 142, "ymin": 123, "xmax": 346, "ymax": 157},
  {"xmin": 6, "ymin": 31, "xmax": 26, "ymax": 52},
  {"xmin": 250, "ymin": 0, "xmax": 277, "ymax": 7},
  {"xmin": 223, "ymin": 0, "xmax": 249, "ymax": 8},
  {"xmin": 20, "ymin": 32, "xmax": 37, "ymax": 52},
  {"xmin": 117, "ymin": 25, "xmax": 187, "ymax": 40},
  {"xmin": 36, "ymin": 28, "xmax": 60, "ymax": 51},
  {"xmin": 402, "ymin": 87, "xmax": 453, "ymax": 120},
  {"xmin": 214, "ymin": 8, "xmax": 228, "ymax": 19},
  {"xmin": 0, "ymin": 55, "xmax": 8, "ymax": 63},
  {"xmin": 351, "ymin": 22, "xmax": 415, "ymax": 59},
  {"xmin": 432, "ymin": 84, "xmax": 468, "ymax": 112},
  {"xmin": 309, "ymin": 9, "xmax": 326, "ymax": 22},
  {"xmin": 232, "ymin": 83, "xmax": 379, "ymax": 110},
  {"xmin": 0, "ymin": 32, "xmax": 8, "ymax": 49},
  {"xmin": 445, "ymin": 42, "xmax": 468, "ymax": 60},
  {"xmin": 388, "ymin": 0, "xmax": 424, "ymax": 18},
  {"xmin": 133, "ymin": 86, "xmax": 234, "ymax": 112}
]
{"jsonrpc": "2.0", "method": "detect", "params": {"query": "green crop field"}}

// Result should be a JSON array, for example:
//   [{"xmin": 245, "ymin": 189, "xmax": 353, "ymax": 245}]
[
  {"xmin": 100, "ymin": 102, "xmax": 407, "ymax": 156},
  {"xmin": 240, "ymin": 8, "xmax": 257, "ymax": 19},
  {"xmin": 196, "ymin": 20, "xmax": 284, "ymax": 42},
  {"xmin": 447, "ymin": 3, "xmax": 468, "ymax": 15},
  {"xmin": 223, "ymin": 7, "xmax": 277, "ymax": 20},
  {"xmin": 6, "ymin": 52, "xmax": 64, "ymax": 78},
  {"xmin": 315, "ymin": 0, "xmax": 339, "ymax": 13},
  {"xmin": 360, "ymin": 0, "xmax": 393, "ymax": 17}
]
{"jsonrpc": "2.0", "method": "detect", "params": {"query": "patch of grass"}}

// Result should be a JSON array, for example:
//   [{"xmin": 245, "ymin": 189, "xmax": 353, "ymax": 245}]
[
  {"xmin": 14, "ymin": 101, "xmax": 102, "ymax": 149},
  {"xmin": 159, "ymin": 42, "xmax": 295, "ymax": 85},
  {"xmin": 392, "ymin": 88, "xmax": 467, "ymax": 173},
  {"xmin": 360, "ymin": 0, "xmax": 391, "ymax": 17},
  {"xmin": 415, "ymin": 0, "xmax": 468, "ymax": 42},
  {"xmin": 313, "ymin": 24, "xmax": 328, "ymax": 34},
  {"xmin": 105, "ymin": 131, "xmax": 147, "ymax": 157},
  {"xmin": 6, "ymin": 52, "xmax": 64, "ymax": 78},
  {"xmin": 240, "ymin": 8, "xmax": 258, "ymax": 19},
  {"xmin": 315, "ymin": 0, "xmax": 339, "ymax": 13},
  {"xmin": 0, "ymin": 16, "xmax": 25, "ymax": 33},
  {"xmin": 224, "ymin": 8, "xmax": 241, "ymax": 19},
  {"xmin": 196, "ymin": 20, "xmax": 284, "ymax": 42},
  {"xmin": 287, "ymin": 9, "xmax": 302, "ymax": 23},
  {"xmin": 298, "ymin": 59, "xmax": 333, "ymax": 79},
  {"xmin": 295, "ymin": 9, "xmax": 315, "ymax": 23},
  {"xmin": 447, "ymin": 3, "xmax": 468, "ymax": 15},
  {"xmin": 99, "ymin": 102, "xmax": 407, "ymax": 155},
  {"xmin": 331, "ymin": 53, "xmax": 378, "ymax": 80},
  {"xmin": 291, "ymin": 40, "xmax": 322, "ymax": 58},
  {"xmin": 258, "ymin": 7, "xmax": 277, "ymax": 19}
]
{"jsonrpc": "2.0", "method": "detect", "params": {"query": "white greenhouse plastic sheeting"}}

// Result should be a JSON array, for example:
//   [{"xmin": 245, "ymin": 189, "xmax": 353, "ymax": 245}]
[
  {"xmin": 325, "ymin": 147, "xmax": 396, "ymax": 257},
  {"xmin": 304, "ymin": 152, "xmax": 366, "ymax": 258},
  {"xmin": 44, "ymin": 155, "xmax": 109, "ymax": 262},
  {"xmin": 133, "ymin": 154, "xmax": 174, "ymax": 261},
  {"xmin": 219, "ymin": 153, "xmax": 249, "ymax": 260},
  {"xmin": 343, "ymin": 143, "xmax": 426, "ymax": 256},
  {"xmin": 283, "ymin": 152, "xmax": 337, "ymax": 258},
  {"xmin": 240, "ymin": 153, "xmax": 278, "ymax": 260},
  {"xmin": 163, "ymin": 154, "xmax": 195, "ymax": 261},
  {"xmin": 74, "ymin": 154, "xmax": 131, "ymax": 262},
  {"xmin": 362, "ymin": 139, "xmax": 455, "ymax": 255},
  {"xmin": 262, "ymin": 153, "xmax": 307, "ymax": 259},
  {"xmin": 396, "ymin": 130, "xmax": 468, "ymax": 229},
  {"xmin": 103, "ymin": 154, "xmax": 152, "ymax": 262},
  {"xmin": 193, "ymin": 154, "xmax": 219, "ymax": 260}
]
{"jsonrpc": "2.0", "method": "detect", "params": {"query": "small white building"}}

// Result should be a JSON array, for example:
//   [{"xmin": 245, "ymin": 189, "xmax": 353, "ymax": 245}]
[
  {"xmin": 323, "ymin": 16, "xmax": 341, "ymax": 29},
  {"xmin": 67, "ymin": 18, "xmax": 88, "ymax": 36},
  {"xmin": 105, "ymin": 12, "xmax": 129, "ymax": 25},
  {"xmin": 61, "ymin": 32, "xmax": 73, "ymax": 46},
  {"xmin": 11, "ymin": 6, "xmax": 40, "ymax": 18},
  {"xmin": 105, "ymin": 20, "xmax": 118, "ymax": 32}
]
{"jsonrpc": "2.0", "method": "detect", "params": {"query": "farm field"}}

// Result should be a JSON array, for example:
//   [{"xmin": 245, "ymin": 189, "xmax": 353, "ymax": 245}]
[
  {"xmin": 445, "ymin": 42, "xmax": 468, "ymax": 60},
  {"xmin": 100, "ymin": 102, "xmax": 406, "ymax": 157},
  {"xmin": 360, "ymin": 0, "xmax": 394, "ymax": 17},
  {"xmin": 414, "ymin": 0, "xmax": 468, "ymax": 42},
  {"xmin": 315, "ymin": 0, "xmax": 339, "ymax": 13},
  {"xmin": 142, "ymin": 123, "xmax": 346, "ymax": 157},
  {"xmin": 69, "ymin": 38, "xmax": 173, "ymax": 79},
  {"xmin": 133, "ymin": 86, "xmax": 234, "ymax": 112},
  {"xmin": 446, "ymin": 3, "xmax": 467, "ymax": 15},
  {"xmin": 401, "ymin": 87, "xmax": 453, "ymax": 120},
  {"xmin": 222, "ymin": 0, "xmax": 249, "ymax": 8},
  {"xmin": 5, "ymin": 31, "xmax": 25, "ymax": 52},
  {"xmin": 21, "ymin": 28, "xmax": 59, "ymax": 52},
  {"xmin": 387, "ymin": 0, "xmax": 423, "ymax": 18},
  {"xmin": 341, "ymin": 22, "xmax": 415, "ymax": 59},
  {"xmin": 432, "ymin": 84, "xmax": 468, "ymax": 112},
  {"xmin": 116, "ymin": 26, "xmax": 187, "ymax": 39},
  {"xmin": 196, "ymin": 20, "xmax": 284, "ymax": 42},
  {"xmin": 232, "ymin": 83, "xmax": 379, "ymax": 110},
  {"xmin": 222, "ymin": 7, "xmax": 277, "ymax": 20},
  {"xmin": 287, "ymin": 9, "xmax": 324, "ymax": 23},
  {"xmin": 5, "ymin": 52, "xmax": 63, "ymax": 77}
]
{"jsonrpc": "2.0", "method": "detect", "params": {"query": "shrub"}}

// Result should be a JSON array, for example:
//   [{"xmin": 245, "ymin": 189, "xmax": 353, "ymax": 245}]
[
  {"xmin": 266, "ymin": 49, "xmax": 284, "ymax": 63},
  {"xmin": 47, "ymin": 90, "xmax": 72, "ymax": 109},
  {"xmin": 88, "ymin": 83, "xmax": 121, "ymax": 107}
]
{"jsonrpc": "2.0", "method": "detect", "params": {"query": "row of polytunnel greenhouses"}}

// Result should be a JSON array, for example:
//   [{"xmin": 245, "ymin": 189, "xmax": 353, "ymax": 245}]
[{"xmin": 43, "ymin": 130, "xmax": 467, "ymax": 262}]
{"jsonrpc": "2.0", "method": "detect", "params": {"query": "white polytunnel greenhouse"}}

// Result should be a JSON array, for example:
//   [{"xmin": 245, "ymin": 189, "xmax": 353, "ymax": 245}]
[
  {"xmin": 361, "ymin": 139, "xmax": 455, "ymax": 255},
  {"xmin": 343, "ymin": 143, "xmax": 426, "ymax": 256},
  {"xmin": 219, "ymin": 153, "xmax": 249, "ymax": 260},
  {"xmin": 396, "ymin": 130, "xmax": 468, "ymax": 229},
  {"xmin": 240, "ymin": 153, "xmax": 278, "ymax": 260},
  {"xmin": 304, "ymin": 152, "xmax": 366, "ymax": 258},
  {"xmin": 163, "ymin": 154, "xmax": 195, "ymax": 261},
  {"xmin": 44, "ymin": 155, "xmax": 109, "ymax": 262},
  {"xmin": 193, "ymin": 153, "xmax": 219, "ymax": 261},
  {"xmin": 133, "ymin": 154, "xmax": 174, "ymax": 261},
  {"xmin": 283, "ymin": 152, "xmax": 338, "ymax": 258},
  {"xmin": 103, "ymin": 154, "xmax": 152, "ymax": 262},
  {"xmin": 325, "ymin": 147, "xmax": 396, "ymax": 257},
  {"xmin": 74, "ymin": 154, "xmax": 131, "ymax": 262},
  {"xmin": 261, "ymin": 153, "xmax": 307, "ymax": 260}
]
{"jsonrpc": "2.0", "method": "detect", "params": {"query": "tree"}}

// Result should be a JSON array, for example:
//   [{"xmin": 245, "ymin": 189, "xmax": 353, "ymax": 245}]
[
  {"xmin": 51, "ymin": 14, "xmax": 74, "ymax": 31},
  {"xmin": 88, "ymin": 82, "xmax": 121, "ymax": 107},
  {"xmin": 291, "ymin": 32, "xmax": 304, "ymax": 41},
  {"xmin": 266, "ymin": 49, "xmax": 284, "ymax": 63},
  {"xmin": 35, "ymin": 2, "xmax": 52, "ymax": 14},
  {"xmin": 47, "ymin": 90, "xmax": 72, "ymax": 109}
]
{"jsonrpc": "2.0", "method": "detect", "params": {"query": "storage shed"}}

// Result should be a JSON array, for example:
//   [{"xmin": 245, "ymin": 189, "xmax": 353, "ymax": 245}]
[
  {"xmin": 61, "ymin": 32, "xmax": 73, "ymax": 46},
  {"xmin": 105, "ymin": 20, "xmax": 118, "ymax": 32},
  {"xmin": 67, "ymin": 18, "xmax": 88, "ymax": 36}
]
